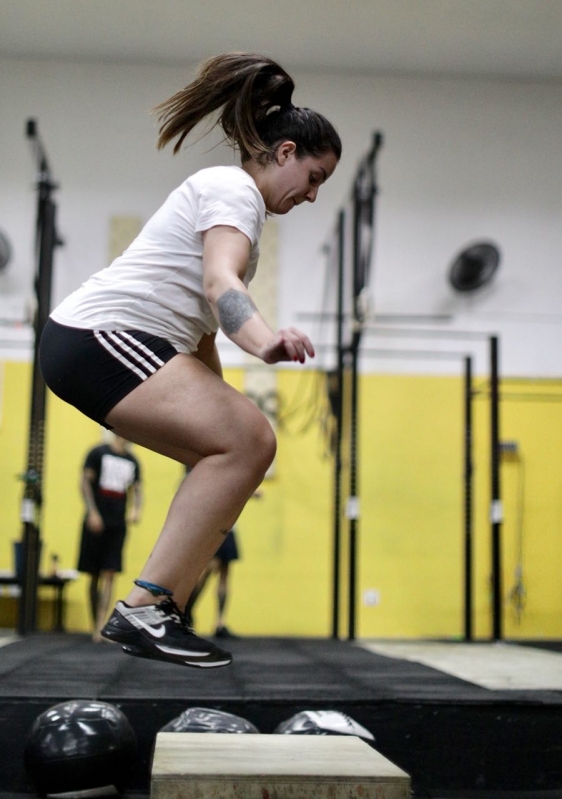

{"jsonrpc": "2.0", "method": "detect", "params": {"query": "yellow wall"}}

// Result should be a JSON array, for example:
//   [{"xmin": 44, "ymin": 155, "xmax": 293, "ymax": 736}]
[
  {"xmin": 353, "ymin": 375, "xmax": 464, "ymax": 639},
  {"xmin": 1, "ymin": 360, "xmax": 561, "ymax": 639},
  {"xmin": 472, "ymin": 380, "xmax": 562, "ymax": 639}
]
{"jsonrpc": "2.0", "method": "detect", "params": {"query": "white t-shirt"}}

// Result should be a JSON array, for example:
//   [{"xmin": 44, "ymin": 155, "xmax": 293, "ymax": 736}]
[{"xmin": 51, "ymin": 166, "xmax": 266, "ymax": 353}]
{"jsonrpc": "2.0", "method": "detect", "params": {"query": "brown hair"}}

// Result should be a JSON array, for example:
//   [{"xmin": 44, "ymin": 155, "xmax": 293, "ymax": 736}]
[{"xmin": 154, "ymin": 52, "xmax": 341, "ymax": 163}]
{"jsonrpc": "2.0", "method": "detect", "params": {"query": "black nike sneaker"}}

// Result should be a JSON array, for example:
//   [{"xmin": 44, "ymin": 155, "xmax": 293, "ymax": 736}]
[{"xmin": 100, "ymin": 597, "xmax": 232, "ymax": 668}]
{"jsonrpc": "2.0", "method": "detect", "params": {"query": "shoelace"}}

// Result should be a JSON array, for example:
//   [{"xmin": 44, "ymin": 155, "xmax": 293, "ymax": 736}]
[{"xmin": 159, "ymin": 598, "xmax": 195, "ymax": 633}]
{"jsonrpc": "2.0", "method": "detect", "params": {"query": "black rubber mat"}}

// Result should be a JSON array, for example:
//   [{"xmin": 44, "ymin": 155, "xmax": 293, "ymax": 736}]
[{"xmin": 1, "ymin": 633, "xmax": 561, "ymax": 705}]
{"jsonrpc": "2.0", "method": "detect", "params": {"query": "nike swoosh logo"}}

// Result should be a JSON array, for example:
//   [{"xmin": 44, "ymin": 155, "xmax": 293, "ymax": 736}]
[{"xmin": 134, "ymin": 618, "xmax": 167, "ymax": 638}]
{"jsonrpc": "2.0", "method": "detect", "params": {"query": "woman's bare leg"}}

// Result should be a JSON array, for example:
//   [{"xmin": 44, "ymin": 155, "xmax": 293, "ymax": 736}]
[{"xmin": 105, "ymin": 353, "xmax": 275, "ymax": 608}]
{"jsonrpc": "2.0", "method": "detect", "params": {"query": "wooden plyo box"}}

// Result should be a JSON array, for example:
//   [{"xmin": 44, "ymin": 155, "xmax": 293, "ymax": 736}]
[{"xmin": 151, "ymin": 732, "xmax": 411, "ymax": 799}]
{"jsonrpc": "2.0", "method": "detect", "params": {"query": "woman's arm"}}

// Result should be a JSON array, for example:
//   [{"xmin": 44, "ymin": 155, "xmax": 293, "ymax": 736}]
[{"xmin": 202, "ymin": 226, "xmax": 314, "ymax": 364}]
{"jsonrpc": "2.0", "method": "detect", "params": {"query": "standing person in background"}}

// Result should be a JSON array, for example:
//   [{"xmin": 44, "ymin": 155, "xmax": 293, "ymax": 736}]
[
  {"xmin": 78, "ymin": 434, "xmax": 142, "ymax": 642},
  {"xmin": 184, "ymin": 527, "xmax": 240, "ymax": 638},
  {"xmin": 39, "ymin": 51, "xmax": 341, "ymax": 670}
]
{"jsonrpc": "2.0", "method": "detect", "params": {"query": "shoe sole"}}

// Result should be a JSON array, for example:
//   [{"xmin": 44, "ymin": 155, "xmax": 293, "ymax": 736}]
[{"xmin": 121, "ymin": 643, "xmax": 232, "ymax": 668}]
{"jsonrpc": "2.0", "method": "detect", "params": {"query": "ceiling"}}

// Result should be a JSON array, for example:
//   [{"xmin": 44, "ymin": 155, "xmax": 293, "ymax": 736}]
[{"xmin": 2, "ymin": 0, "xmax": 562, "ymax": 81}]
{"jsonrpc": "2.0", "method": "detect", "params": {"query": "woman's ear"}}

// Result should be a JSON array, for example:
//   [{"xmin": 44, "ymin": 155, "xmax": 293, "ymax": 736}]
[{"xmin": 276, "ymin": 140, "xmax": 297, "ymax": 164}]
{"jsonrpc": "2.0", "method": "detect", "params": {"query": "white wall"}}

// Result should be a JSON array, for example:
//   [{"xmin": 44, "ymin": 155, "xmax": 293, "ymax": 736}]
[{"xmin": 1, "ymin": 57, "xmax": 561, "ymax": 377}]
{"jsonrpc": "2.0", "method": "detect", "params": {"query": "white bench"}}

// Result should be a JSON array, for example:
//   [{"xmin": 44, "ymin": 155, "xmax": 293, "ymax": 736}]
[{"xmin": 151, "ymin": 732, "xmax": 410, "ymax": 799}]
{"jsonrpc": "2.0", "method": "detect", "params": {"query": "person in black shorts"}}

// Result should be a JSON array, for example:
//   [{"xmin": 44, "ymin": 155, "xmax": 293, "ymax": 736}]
[
  {"xmin": 77, "ymin": 434, "xmax": 142, "ymax": 641},
  {"xmin": 39, "ymin": 52, "xmax": 340, "ymax": 670}
]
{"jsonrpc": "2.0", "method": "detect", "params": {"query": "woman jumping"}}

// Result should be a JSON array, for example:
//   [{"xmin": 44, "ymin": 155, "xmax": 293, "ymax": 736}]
[{"xmin": 39, "ymin": 52, "xmax": 341, "ymax": 668}]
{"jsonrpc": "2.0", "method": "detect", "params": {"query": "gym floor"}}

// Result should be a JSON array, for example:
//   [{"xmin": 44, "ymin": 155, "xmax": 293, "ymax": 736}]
[{"xmin": 1, "ymin": 632, "xmax": 561, "ymax": 798}]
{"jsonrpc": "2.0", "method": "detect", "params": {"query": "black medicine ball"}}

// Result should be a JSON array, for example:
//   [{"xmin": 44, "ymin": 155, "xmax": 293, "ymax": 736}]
[{"xmin": 24, "ymin": 700, "xmax": 137, "ymax": 797}]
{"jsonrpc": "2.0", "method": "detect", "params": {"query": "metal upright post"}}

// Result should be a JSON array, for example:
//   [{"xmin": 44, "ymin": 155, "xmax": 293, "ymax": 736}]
[
  {"xmin": 347, "ymin": 132, "xmax": 383, "ymax": 641},
  {"xmin": 463, "ymin": 355, "xmax": 474, "ymax": 641},
  {"xmin": 18, "ymin": 120, "xmax": 60, "ymax": 634},
  {"xmin": 347, "ymin": 329, "xmax": 360, "ymax": 641},
  {"xmin": 331, "ymin": 210, "xmax": 346, "ymax": 639},
  {"xmin": 490, "ymin": 336, "xmax": 502, "ymax": 641}
]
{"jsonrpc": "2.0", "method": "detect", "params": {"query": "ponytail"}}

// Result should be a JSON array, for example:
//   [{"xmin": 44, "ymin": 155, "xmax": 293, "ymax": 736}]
[{"xmin": 154, "ymin": 52, "xmax": 341, "ymax": 163}]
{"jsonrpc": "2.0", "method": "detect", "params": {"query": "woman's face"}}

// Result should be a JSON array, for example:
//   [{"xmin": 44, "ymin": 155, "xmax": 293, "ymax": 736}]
[{"xmin": 263, "ymin": 142, "xmax": 338, "ymax": 215}]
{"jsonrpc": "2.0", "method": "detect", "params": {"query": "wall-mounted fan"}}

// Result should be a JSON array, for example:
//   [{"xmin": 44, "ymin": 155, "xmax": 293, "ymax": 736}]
[
  {"xmin": 0, "ymin": 230, "xmax": 12, "ymax": 273},
  {"xmin": 449, "ymin": 241, "xmax": 500, "ymax": 292}
]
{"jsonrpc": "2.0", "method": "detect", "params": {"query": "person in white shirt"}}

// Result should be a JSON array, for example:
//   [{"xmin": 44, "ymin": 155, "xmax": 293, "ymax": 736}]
[{"xmin": 39, "ymin": 51, "xmax": 341, "ymax": 669}]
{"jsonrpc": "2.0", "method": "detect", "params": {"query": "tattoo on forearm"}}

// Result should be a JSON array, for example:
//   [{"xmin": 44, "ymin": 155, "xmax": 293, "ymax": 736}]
[{"xmin": 217, "ymin": 289, "xmax": 257, "ymax": 335}]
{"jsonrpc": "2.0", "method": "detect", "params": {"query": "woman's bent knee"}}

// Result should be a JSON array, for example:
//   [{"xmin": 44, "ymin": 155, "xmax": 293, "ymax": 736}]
[
  {"xmin": 238, "ymin": 409, "xmax": 277, "ymax": 478},
  {"xmin": 255, "ymin": 418, "xmax": 277, "ymax": 472}
]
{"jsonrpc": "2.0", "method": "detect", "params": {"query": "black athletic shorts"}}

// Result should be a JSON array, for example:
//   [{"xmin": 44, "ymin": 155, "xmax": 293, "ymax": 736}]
[
  {"xmin": 77, "ymin": 521, "xmax": 127, "ymax": 574},
  {"xmin": 214, "ymin": 530, "xmax": 239, "ymax": 563},
  {"xmin": 39, "ymin": 318, "xmax": 178, "ymax": 427}
]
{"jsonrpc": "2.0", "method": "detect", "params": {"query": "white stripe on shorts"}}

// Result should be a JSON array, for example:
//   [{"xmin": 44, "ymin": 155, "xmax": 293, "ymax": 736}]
[
  {"xmin": 118, "ymin": 331, "xmax": 166, "ymax": 368},
  {"xmin": 94, "ymin": 331, "xmax": 159, "ymax": 381},
  {"xmin": 106, "ymin": 331, "xmax": 164, "ymax": 375}
]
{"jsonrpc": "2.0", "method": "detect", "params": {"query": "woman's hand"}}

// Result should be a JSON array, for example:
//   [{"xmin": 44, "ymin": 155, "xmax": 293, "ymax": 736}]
[{"xmin": 260, "ymin": 328, "xmax": 315, "ymax": 364}]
